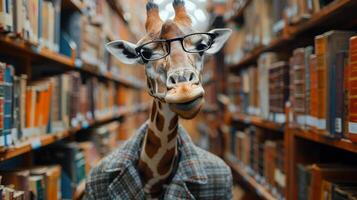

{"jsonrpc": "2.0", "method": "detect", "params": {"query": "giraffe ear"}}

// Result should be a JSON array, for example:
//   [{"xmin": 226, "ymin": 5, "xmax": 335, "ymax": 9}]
[
  {"xmin": 205, "ymin": 28, "xmax": 232, "ymax": 55},
  {"xmin": 106, "ymin": 40, "xmax": 143, "ymax": 65}
]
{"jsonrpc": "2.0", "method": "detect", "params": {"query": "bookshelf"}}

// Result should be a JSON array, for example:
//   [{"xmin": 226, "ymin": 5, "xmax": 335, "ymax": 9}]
[
  {"xmin": 290, "ymin": 127, "xmax": 357, "ymax": 154},
  {"xmin": 223, "ymin": 0, "xmax": 357, "ymax": 199},
  {"xmin": 0, "ymin": 0, "xmax": 150, "ymax": 198},
  {"xmin": 228, "ymin": 0, "xmax": 357, "ymax": 71},
  {"xmin": 0, "ymin": 103, "xmax": 149, "ymax": 162},
  {"xmin": 0, "ymin": 35, "xmax": 145, "ymax": 89},
  {"xmin": 225, "ymin": 153, "xmax": 276, "ymax": 200}
]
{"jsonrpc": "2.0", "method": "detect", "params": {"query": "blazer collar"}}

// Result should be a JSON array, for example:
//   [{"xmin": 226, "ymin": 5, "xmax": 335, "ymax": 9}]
[{"xmin": 103, "ymin": 121, "xmax": 208, "ymax": 199}]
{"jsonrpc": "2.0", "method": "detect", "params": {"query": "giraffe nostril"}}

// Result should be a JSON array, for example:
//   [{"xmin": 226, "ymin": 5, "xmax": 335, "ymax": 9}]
[
  {"xmin": 189, "ymin": 73, "xmax": 194, "ymax": 82},
  {"xmin": 170, "ymin": 76, "xmax": 176, "ymax": 84}
]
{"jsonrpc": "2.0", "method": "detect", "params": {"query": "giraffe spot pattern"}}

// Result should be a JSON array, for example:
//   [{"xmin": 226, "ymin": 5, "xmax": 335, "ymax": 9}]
[
  {"xmin": 138, "ymin": 160, "xmax": 154, "ymax": 183},
  {"xmin": 169, "ymin": 115, "xmax": 178, "ymax": 130},
  {"xmin": 157, "ymin": 147, "xmax": 176, "ymax": 175},
  {"xmin": 145, "ymin": 128, "xmax": 161, "ymax": 158},
  {"xmin": 151, "ymin": 102, "xmax": 157, "ymax": 122},
  {"xmin": 156, "ymin": 112, "xmax": 165, "ymax": 131},
  {"xmin": 167, "ymin": 126, "xmax": 178, "ymax": 142}
]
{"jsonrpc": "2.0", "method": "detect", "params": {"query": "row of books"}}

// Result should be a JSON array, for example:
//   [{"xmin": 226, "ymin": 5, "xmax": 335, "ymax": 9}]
[
  {"xmin": 0, "ymin": 0, "xmax": 61, "ymax": 51},
  {"xmin": 224, "ymin": 0, "xmax": 336, "ymax": 65},
  {"xmin": 227, "ymin": 57, "xmax": 289, "ymax": 123},
  {"xmin": 0, "ymin": 61, "xmax": 128, "ymax": 147},
  {"xmin": 0, "ymin": 0, "xmax": 136, "ymax": 80},
  {"xmin": 227, "ymin": 31, "xmax": 357, "ymax": 140},
  {"xmin": 0, "ymin": 121, "xmax": 121, "ymax": 200},
  {"xmin": 224, "ymin": 125, "xmax": 286, "ymax": 198},
  {"xmin": 289, "ymin": 31, "xmax": 357, "ymax": 140},
  {"xmin": 297, "ymin": 163, "xmax": 357, "ymax": 200}
]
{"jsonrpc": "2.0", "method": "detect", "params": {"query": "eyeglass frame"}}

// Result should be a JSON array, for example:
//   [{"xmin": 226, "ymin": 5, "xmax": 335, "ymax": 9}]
[{"xmin": 135, "ymin": 32, "xmax": 217, "ymax": 62}]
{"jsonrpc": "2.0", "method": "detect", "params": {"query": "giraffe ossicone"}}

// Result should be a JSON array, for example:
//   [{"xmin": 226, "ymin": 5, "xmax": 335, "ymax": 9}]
[{"xmin": 106, "ymin": 0, "xmax": 231, "ymax": 199}]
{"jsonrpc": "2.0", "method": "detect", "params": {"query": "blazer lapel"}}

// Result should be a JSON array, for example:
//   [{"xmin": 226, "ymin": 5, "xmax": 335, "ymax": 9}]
[{"xmin": 107, "ymin": 165, "xmax": 145, "ymax": 200}]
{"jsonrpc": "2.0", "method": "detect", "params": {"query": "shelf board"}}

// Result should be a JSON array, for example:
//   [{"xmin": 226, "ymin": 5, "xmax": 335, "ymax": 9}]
[
  {"xmin": 290, "ymin": 127, "xmax": 357, "ymax": 153},
  {"xmin": 231, "ymin": 112, "xmax": 285, "ymax": 132},
  {"xmin": 287, "ymin": 0, "xmax": 357, "ymax": 36},
  {"xmin": 0, "ymin": 104, "xmax": 149, "ymax": 162},
  {"xmin": 228, "ymin": 0, "xmax": 357, "ymax": 71},
  {"xmin": 62, "ymin": 0, "xmax": 85, "ymax": 12},
  {"xmin": 0, "ymin": 35, "xmax": 145, "ymax": 89},
  {"xmin": 228, "ymin": 37, "xmax": 290, "ymax": 71},
  {"xmin": 224, "ymin": 154, "xmax": 276, "ymax": 200}
]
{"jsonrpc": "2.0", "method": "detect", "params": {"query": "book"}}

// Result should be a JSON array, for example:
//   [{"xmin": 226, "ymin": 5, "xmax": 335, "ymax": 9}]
[
  {"xmin": 3, "ymin": 64, "xmax": 13, "ymax": 146},
  {"xmin": 258, "ymin": 52, "xmax": 278, "ymax": 119},
  {"xmin": 349, "ymin": 36, "xmax": 357, "ymax": 142},
  {"xmin": 334, "ymin": 51, "xmax": 348, "ymax": 136},
  {"xmin": 315, "ymin": 31, "xmax": 356, "ymax": 134},
  {"xmin": 297, "ymin": 164, "xmax": 312, "ymax": 200},
  {"xmin": 309, "ymin": 164, "xmax": 357, "ymax": 200}
]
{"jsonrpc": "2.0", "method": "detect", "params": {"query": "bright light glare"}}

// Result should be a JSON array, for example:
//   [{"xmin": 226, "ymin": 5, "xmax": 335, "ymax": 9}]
[{"xmin": 194, "ymin": 9, "xmax": 206, "ymax": 22}]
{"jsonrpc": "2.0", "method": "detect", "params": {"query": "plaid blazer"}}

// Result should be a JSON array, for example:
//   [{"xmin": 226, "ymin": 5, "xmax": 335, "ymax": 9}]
[{"xmin": 83, "ymin": 122, "xmax": 233, "ymax": 200}]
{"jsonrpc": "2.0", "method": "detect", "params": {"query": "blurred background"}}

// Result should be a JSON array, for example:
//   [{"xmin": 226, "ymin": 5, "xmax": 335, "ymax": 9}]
[{"xmin": 0, "ymin": 0, "xmax": 356, "ymax": 199}]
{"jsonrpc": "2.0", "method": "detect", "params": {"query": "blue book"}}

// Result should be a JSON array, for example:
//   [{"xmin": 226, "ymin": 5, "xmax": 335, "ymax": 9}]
[
  {"xmin": 4, "ymin": 65, "xmax": 13, "ymax": 146},
  {"xmin": 53, "ymin": 0, "xmax": 62, "ymax": 52},
  {"xmin": 38, "ymin": 0, "xmax": 43, "ymax": 45},
  {"xmin": 0, "ymin": 64, "xmax": 5, "ymax": 147}
]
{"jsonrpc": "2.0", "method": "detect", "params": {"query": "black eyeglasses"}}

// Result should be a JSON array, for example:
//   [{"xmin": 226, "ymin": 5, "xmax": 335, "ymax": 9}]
[{"xmin": 135, "ymin": 33, "xmax": 216, "ymax": 61}]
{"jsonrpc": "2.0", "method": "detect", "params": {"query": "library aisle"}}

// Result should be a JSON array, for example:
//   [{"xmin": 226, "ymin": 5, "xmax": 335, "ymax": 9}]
[{"xmin": 0, "ymin": 0, "xmax": 356, "ymax": 200}]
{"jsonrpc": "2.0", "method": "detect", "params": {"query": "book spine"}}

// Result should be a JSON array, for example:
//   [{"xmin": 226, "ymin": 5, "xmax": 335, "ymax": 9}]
[
  {"xmin": 3, "ymin": 65, "xmax": 13, "ymax": 146},
  {"xmin": 309, "ymin": 54, "xmax": 318, "ymax": 128},
  {"xmin": 0, "ymin": 64, "xmax": 5, "ymax": 146},
  {"xmin": 349, "ymin": 36, "xmax": 357, "ymax": 141},
  {"xmin": 315, "ymin": 35, "xmax": 327, "ymax": 131},
  {"xmin": 335, "ymin": 51, "xmax": 348, "ymax": 136}
]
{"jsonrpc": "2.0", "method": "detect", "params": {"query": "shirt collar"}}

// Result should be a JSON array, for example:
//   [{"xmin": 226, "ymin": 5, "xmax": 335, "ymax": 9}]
[{"xmin": 103, "ymin": 121, "xmax": 208, "ymax": 184}]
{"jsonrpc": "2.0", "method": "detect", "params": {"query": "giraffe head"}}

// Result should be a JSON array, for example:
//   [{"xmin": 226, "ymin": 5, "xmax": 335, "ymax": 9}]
[{"xmin": 107, "ymin": 0, "xmax": 231, "ymax": 119}]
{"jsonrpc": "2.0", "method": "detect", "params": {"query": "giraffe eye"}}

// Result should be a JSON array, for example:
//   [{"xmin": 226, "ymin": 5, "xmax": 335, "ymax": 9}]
[
  {"xmin": 139, "ymin": 41, "xmax": 169, "ymax": 61},
  {"xmin": 183, "ymin": 33, "xmax": 212, "ymax": 53}
]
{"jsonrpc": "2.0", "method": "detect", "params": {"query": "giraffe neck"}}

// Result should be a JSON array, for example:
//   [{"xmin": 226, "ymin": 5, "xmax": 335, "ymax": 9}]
[{"xmin": 138, "ymin": 99, "xmax": 179, "ymax": 198}]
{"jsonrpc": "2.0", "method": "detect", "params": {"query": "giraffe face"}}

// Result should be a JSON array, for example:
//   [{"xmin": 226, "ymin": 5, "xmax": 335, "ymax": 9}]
[{"xmin": 106, "ymin": 0, "xmax": 231, "ymax": 119}]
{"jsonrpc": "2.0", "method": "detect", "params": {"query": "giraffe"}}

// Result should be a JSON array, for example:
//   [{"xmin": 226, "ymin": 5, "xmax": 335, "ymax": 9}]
[{"xmin": 106, "ymin": 0, "xmax": 231, "ymax": 199}]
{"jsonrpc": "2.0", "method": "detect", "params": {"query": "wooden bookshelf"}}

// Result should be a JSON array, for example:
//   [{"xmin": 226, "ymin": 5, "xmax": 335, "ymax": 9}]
[
  {"xmin": 231, "ymin": 112, "xmax": 285, "ymax": 132},
  {"xmin": 0, "ymin": 35, "xmax": 145, "ymax": 89},
  {"xmin": 228, "ymin": 0, "xmax": 357, "ymax": 71},
  {"xmin": 288, "ymin": 127, "xmax": 357, "ymax": 154},
  {"xmin": 224, "ymin": 154, "xmax": 276, "ymax": 200},
  {"xmin": 0, "ymin": 103, "xmax": 149, "ymax": 162}
]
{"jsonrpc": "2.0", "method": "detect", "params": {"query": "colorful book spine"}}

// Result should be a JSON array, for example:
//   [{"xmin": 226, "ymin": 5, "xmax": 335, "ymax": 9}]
[
  {"xmin": 0, "ymin": 63, "xmax": 5, "ymax": 146},
  {"xmin": 314, "ymin": 34, "xmax": 327, "ymax": 131},
  {"xmin": 3, "ymin": 64, "xmax": 13, "ymax": 146},
  {"xmin": 349, "ymin": 36, "xmax": 357, "ymax": 141}
]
